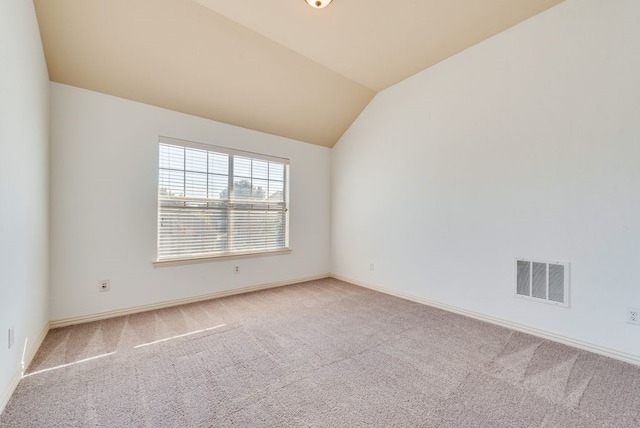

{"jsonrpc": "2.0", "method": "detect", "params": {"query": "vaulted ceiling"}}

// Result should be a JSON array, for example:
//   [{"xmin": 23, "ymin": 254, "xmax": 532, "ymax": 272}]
[{"xmin": 34, "ymin": 0, "xmax": 564, "ymax": 147}]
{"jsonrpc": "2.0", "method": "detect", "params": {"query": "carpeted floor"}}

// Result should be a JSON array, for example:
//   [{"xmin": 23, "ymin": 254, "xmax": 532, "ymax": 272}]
[{"xmin": 1, "ymin": 278, "xmax": 639, "ymax": 427}]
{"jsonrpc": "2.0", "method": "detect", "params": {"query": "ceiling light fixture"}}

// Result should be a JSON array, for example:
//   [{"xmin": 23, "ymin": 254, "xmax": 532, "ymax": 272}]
[{"xmin": 305, "ymin": 0, "xmax": 333, "ymax": 9}]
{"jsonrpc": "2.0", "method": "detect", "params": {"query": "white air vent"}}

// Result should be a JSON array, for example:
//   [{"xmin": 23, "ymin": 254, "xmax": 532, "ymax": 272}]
[{"xmin": 515, "ymin": 258, "xmax": 569, "ymax": 307}]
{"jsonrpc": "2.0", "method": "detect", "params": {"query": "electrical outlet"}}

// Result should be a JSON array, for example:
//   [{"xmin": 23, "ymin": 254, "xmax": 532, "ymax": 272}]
[
  {"xmin": 8, "ymin": 327, "xmax": 14, "ymax": 349},
  {"xmin": 234, "ymin": 265, "xmax": 240, "ymax": 274},
  {"xmin": 369, "ymin": 263, "xmax": 375, "ymax": 272},
  {"xmin": 99, "ymin": 279, "xmax": 110, "ymax": 292},
  {"xmin": 627, "ymin": 308, "xmax": 640, "ymax": 325}
]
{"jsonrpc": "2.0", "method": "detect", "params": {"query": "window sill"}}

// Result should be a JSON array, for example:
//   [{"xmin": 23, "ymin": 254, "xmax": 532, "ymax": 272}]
[{"xmin": 152, "ymin": 248, "xmax": 291, "ymax": 268}]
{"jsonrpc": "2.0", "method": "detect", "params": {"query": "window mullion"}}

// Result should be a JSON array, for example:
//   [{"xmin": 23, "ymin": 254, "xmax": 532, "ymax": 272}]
[
  {"xmin": 182, "ymin": 146, "xmax": 186, "ymax": 198},
  {"xmin": 283, "ymin": 165, "xmax": 289, "ymax": 246},
  {"xmin": 249, "ymin": 159, "xmax": 254, "ymax": 248},
  {"xmin": 206, "ymin": 151, "xmax": 210, "ymax": 198},
  {"xmin": 227, "ymin": 155, "xmax": 234, "ymax": 253}
]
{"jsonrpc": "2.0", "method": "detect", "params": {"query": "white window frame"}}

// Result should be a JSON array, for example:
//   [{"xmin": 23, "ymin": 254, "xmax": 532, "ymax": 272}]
[{"xmin": 155, "ymin": 136, "xmax": 290, "ymax": 265}]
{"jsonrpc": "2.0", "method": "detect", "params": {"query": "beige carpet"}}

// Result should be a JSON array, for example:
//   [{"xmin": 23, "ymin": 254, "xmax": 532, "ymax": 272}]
[{"xmin": 1, "ymin": 278, "xmax": 639, "ymax": 427}]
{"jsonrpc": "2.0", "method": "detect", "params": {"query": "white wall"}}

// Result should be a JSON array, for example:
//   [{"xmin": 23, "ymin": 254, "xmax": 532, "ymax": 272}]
[
  {"xmin": 0, "ymin": 0, "xmax": 50, "ymax": 407},
  {"xmin": 332, "ymin": 0, "xmax": 640, "ymax": 356},
  {"xmin": 50, "ymin": 83, "xmax": 331, "ymax": 320}
]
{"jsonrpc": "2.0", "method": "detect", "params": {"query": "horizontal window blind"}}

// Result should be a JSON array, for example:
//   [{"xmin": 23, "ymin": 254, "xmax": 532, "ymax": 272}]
[{"xmin": 158, "ymin": 137, "xmax": 289, "ymax": 261}]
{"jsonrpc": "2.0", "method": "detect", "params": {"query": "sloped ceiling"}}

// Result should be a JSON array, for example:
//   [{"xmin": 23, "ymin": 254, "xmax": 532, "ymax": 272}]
[{"xmin": 34, "ymin": 0, "xmax": 564, "ymax": 147}]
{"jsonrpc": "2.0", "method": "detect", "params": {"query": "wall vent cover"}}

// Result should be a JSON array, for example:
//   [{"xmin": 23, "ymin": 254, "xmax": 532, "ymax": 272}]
[{"xmin": 515, "ymin": 258, "xmax": 569, "ymax": 307}]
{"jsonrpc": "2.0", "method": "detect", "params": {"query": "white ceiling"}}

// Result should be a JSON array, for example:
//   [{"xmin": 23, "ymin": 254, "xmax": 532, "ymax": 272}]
[{"xmin": 34, "ymin": 0, "xmax": 565, "ymax": 147}]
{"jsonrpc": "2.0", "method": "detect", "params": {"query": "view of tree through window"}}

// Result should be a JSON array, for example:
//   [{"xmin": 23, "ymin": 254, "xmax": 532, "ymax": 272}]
[{"xmin": 157, "ymin": 139, "xmax": 289, "ymax": 261}]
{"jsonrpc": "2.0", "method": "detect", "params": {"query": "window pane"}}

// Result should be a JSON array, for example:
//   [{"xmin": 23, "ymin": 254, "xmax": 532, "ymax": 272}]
[
  {"xmin": 253, "ymin": 159, "xmax": 269, "ymax": 179},
  {"xmin": 268, "ymin": 181, "xmax": 284, "ymax": 201},
  {"xmin": 159, "ymin": 144, "xmax": 184, "ymax": 171},
  {"xmin": 252, "ymin": 179, "xmax": 268, "ymax": 201},
  {"xmin": 234, "ymin": 156, "xmax": 251, "ymax": 178},
  {"xmin": 185, "ymin": 172, "xmax": 207, "ymax": 198},
  {"xmin": 209, "ymin": 152, "xmax": 228, "ymax": 175},
  {"xmin": 208, "ymin": 174, "xmax": 228, "ymax": 200},
  {"xmin": 185, "ymin": 148, "xmax": 207, "ymax": 173},
  {"xmin": 232, "ymin": 179, "xmax": 252, "ymax": 200},
  {"xmin": 269, "ymin": 162, "xmax": 284, "ymax": 181},
  {"xmin": 159, "ymin": 168, "xmax": 184, "ymax": 197}
]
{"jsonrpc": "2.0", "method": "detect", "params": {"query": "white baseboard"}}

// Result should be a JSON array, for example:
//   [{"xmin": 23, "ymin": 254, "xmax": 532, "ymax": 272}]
[
  {"xmin": 50, "ymin": 274, "xmax": 330, "ymax": 329},
  {"xmin": 23, "ymin": 321, "xmax": 50, "ymax": 373},
  {"xmin": 0, "ymin": 367, "xmax": 22, "ymax": 417},
  {"xmin": 331, "ymin": 274, "xmax": 640, "ymax": 367},
  {"xmin": 0, "ymin": 321, "xmax": 50, "ymax": 415}
]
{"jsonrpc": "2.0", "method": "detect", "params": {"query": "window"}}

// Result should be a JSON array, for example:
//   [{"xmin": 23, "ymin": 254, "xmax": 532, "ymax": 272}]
[{"xmin": 157, "ymin": 136, "xmax": 289, "ymax": 262}]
